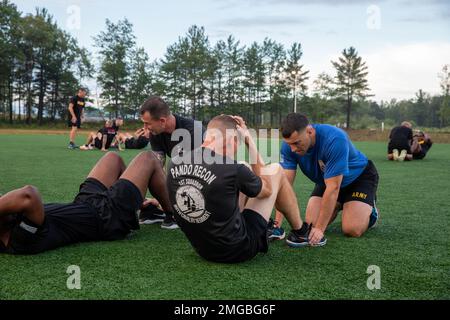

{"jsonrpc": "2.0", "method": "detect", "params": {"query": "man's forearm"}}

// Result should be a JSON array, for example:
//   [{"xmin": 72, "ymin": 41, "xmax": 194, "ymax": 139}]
[
  {"xmin": 315, "ymin": 188, "xmax": 339, "ymax": 231},
  {"xmin": 246, "ymin": 136, "xmax": 265, "ymax": 177}
]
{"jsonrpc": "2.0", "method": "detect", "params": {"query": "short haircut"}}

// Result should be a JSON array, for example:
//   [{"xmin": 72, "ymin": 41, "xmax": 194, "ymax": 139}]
[
  {"xmin": 207, "ymin": 115, "xmax": 238, "ymax": 137},
  {"xmin": 401, "ymin": 121, "xmax": 412, "ymax": 128},
  {"xmin": 78, "ymin": 87, "xmax": 87, "ymax": 92},
  {"xmin": 281, "ymin": 113, "xmax": 310, "ymax": 138},
  {"xmin": 140, "ymin": 96, "xmax": 171, "ymax": 119}
]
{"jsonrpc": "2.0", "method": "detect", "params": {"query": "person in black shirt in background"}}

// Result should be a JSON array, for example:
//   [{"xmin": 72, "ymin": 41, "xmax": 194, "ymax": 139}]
[
  {"xmin": 411, "ymin": 130, "xmax": 433, "ymax": 160},
  {"xmin": 80, "ymin": 119, "xmax": 123, "ymax": 151},
  {"xmin": 138, "ymin": 96, "xmax": 205, "ymax": 230},
  {"xmin": 67, "ymin": 88, "xmax": 87, "ymax": 149},
  {"xmin": 388, "ymin": 121, "xmax": 413, "ymax": 161},
  {"xmin": 0, "ymin": 151, "xmax": 173, "ymax": 255},
  {"xmin": 166, "ymin": 115, "xmax": 312, "ymax": 263}
]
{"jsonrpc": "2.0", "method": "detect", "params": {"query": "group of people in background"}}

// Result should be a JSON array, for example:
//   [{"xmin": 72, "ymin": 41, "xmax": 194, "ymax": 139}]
[
  {"xmin": 67, "ymin": 88, "xmax": 150, "ymax": 152},
  {"xmin": 387, "ymin": 121, "xmax": 433, "ymax": 161}
]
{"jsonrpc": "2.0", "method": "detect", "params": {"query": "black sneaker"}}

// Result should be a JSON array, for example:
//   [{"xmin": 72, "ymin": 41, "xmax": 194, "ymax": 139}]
[
  {"xmin": 68, "ymin": 142, "xmax": 78, "ymax": 149},
  {"xmin": 139, "ymin": 204, "xmax": 166, "ymax": 225},
  {"xmin": 286, "ymin": 224, "xmax": 327, "ymax": 248},
  {"xmin": 161, "ymin": 214, "xmax": 179, "ymax": 230}
]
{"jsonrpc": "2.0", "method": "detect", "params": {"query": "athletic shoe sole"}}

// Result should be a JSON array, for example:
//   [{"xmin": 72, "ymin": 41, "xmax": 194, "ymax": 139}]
[
  {"xmin": 139, "ymin": 218, "xmax": 164, "ymax": 225},
  {"xmin": 308, "ymin": 238, "xmax": 327, "ymax": 247},
  {"xmin": 285, "ymin": 239, "xmax": 309, "ymax": 248},
  {"xmin": 286, "ymin": 238, "xmax": 327, "ymax": 248},
  {"xmin": 161, "ymin": 223, "xmax": 179, "ymax": 230},
  {"xmin": 393, "ymin": 149, "xmax": 399, "ymax": 161},
  {"xmin": 268, "ymin": 233, "xmax": 286, "ymax": 241}
]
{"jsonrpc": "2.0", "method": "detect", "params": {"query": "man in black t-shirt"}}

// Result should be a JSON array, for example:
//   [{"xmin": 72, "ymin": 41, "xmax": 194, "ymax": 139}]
[
  {"xmin": 0, "ymin": 151, "xmax": 173, "ymax": 255},
  {"xmin": 388, "ymin": 121, "xmax": 413, "ymax": 161},
  {"xmin": 68, "ymin": 88, "xmax": 87, "ymax": 149},
  {"xmin": 138, "ymin": 96, "xmax": 205, "ymax": 229},
  {"xmin": 80, "ymin": 119, "xmax": 123, "ymax": 151},
  {"xmin": 166, "ymin": 115, "xmax": 312, "ymax": 263}
]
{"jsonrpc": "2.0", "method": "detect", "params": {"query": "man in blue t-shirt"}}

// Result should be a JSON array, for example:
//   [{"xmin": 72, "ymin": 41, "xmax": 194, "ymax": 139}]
[{"xmin": 273, "ymin": 113, "xmax": 379, "ymax": 246}]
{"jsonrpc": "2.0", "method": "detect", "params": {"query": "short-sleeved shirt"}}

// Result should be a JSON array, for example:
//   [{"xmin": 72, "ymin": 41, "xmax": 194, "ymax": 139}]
[
  {"xmin": 166, "ymin": 147, "xmax": 262, "ymax": 261},
  {"xmin": 69, "ymin": 95, "xmax": 85, "ymax": 118},
  {"xmin": 280, "ymin": 124, "xmax": 368, "ymax": 188},
  {"xmin": 97, "ymin": 125, "xmax": 119, "ymax": 149},
  {"xmin": 389, "ymin": 126, "xmax": 413, "ymax": 150},
  {"xmin": 150, "ymin": 115, "xmax": 205, "ymax": 158}
]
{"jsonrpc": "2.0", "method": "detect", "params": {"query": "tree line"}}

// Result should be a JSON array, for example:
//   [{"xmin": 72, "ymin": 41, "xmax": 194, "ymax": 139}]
[{"xmin": 1, "ymin": 1, "xmax": 449, "ymax": 129}]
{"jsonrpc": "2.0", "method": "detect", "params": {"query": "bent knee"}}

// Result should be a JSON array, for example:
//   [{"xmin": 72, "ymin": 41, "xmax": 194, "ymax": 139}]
[
  {"xmin": 139, "ymin": 151, "xmax": 160, "ymax": 166},
  {"xmin": 262, "ymin": 163, "xmax": 282, "ymax": 176},
  {"xmin": 342, "ymin": 226, "xmax": 365, "ymax": 238},
  {"xmin": 104, "ymin": 151, "xmax": 124, "ymax": 164}
]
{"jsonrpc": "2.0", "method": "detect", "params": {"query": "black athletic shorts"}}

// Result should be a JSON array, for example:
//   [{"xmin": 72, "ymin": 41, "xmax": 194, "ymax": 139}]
[
  {"xmin": 388, "ymin": 141, "xmax": 411, "ymax": 154},
  {"xmin": 73, "ymin": 178, "xmax": 143, "ymax": 240},
  {"xmin": 206, "ymin": 209, "xmax": 269, "ymax": 264},
  {"xmin": 94, "ymin": 137, "xmax": 104, "ymax": 149},
  {"xmin": 68, "ymin": 116, "xmax": 81, "ymax": 129},
  {"xmin": 311, "ymin": 160, "xmax": 379, "ymax": 207},
  {"xmin": 2, "ymin": 178, "xmax": 143, "ymax": 255}
]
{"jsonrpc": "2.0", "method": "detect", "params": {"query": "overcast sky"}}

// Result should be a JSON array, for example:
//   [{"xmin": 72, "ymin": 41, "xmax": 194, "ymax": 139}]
[{"xmin": 12, "ymin": 0, "xmax": 450, "ymax": 102}]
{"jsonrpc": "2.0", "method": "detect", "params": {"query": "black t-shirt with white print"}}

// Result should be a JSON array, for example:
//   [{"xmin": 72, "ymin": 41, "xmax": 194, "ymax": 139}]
[{"xmin": 166, "ymin": 147, "xmax": 262, "ymax": 262}]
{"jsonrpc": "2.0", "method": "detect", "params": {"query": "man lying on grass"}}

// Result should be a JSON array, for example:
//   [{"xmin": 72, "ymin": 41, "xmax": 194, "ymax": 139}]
[
  {"xmin": 166, "ymin": 115, "xmax": 320, "ymax": 264},
  {"xmin": 0, "ymin": 152, "xmax": 173, "ymax": 255}
]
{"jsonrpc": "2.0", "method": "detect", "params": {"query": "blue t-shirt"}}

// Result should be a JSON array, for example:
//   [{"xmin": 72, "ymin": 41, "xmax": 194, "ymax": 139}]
[{"xmin": 280, "ymin": 124, "xmax": 368, "ymax": 188}]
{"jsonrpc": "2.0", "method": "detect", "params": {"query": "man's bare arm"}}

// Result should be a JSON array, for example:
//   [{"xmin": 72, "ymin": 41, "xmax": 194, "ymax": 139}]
[
  {"xmin": 68, "ymin": 103, "xmax": 76, "ymax": 122},
  {"xmin": 309, "ymin": 175, "xmax": 342, "ymax": 244},
  {"xmin": 0, "ymin": 186, "xmax": 45, "ymax": 225}
]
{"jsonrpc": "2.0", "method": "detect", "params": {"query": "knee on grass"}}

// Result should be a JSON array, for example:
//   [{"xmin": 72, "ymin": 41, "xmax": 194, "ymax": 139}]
[{"xmin": 342, "ymin": 225, "xmax": 365, "ymax": 238}]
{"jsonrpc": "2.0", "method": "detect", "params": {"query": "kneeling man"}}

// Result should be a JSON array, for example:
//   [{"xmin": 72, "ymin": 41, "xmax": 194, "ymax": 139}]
[{"xmin": 276, "ymin": 113, "xmax": 379, "ymax": 245}]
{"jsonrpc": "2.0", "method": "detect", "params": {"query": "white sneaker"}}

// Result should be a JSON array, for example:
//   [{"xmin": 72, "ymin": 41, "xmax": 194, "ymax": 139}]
[
  {"xmin": 398, "ymin": 149, "xmax": 407, "ymax": 162},
  {"xmin": 393, "ymin": 149, "xmax": 399, "ymax": 161}
]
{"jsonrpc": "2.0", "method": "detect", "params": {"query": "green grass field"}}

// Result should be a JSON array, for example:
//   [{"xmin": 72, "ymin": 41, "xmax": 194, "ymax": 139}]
[{"xmin": 0, "ymin": 134, "xmax": 448, "ymax": 300}]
